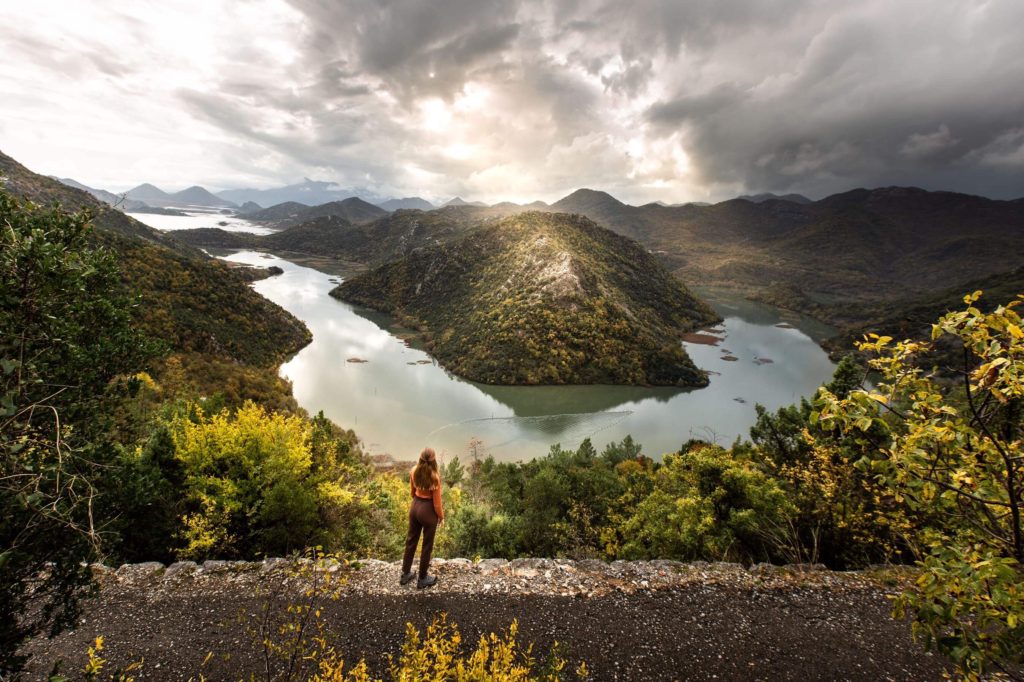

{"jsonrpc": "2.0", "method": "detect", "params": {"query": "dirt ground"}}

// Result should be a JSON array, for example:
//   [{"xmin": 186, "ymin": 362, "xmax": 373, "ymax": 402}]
[{"xmin": 21, "ymin": 559, "xmax": 949, "ymax": 681}]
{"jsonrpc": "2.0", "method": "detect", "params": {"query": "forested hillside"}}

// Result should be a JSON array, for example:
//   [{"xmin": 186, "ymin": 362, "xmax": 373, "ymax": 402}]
[
  {"xmin": 333, "ymin": 212, "xmax": 720, "ymax": 386},
  {"xmin": 1, "ymin": 151, "xmax": 309, "ymax": 362}
]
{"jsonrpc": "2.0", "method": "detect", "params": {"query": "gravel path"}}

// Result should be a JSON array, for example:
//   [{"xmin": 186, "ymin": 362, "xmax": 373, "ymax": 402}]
[{"xmin": 22, "ymin": 558, "xmax": 948, "ymax": 680}]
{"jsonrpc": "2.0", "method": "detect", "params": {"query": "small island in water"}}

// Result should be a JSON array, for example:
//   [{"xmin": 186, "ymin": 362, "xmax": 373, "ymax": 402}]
[{"xmin": 332, "ymin": 211, "xmax": 720, "ymax": 386}]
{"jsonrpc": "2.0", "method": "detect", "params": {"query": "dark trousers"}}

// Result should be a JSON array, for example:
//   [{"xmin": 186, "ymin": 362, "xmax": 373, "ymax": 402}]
[{"xmin": 402, "ymin": 497, "xmax": 438, "ymax": 578}]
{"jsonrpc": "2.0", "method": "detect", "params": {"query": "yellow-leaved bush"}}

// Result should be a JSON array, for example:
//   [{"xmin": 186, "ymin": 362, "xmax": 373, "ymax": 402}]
[
  {"xmin": 167, "ymin": 402, "xmax": 378, "ymax": 560},
  {"xmin": 815, "ymin": 292, "xmax": 1024, "ymax": 680},
  {"xmin": 310, "ymin": 615, "xmax": 587, "ymax": 681}
]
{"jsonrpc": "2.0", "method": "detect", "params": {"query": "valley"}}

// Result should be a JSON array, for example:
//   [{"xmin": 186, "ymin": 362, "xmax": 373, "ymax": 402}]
[{"xmin": 210, "ymin": 250, "xmax": 836, "ymax": 461}]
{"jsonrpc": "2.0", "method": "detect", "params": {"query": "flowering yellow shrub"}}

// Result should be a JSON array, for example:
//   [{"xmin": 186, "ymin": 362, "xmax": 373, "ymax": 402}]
[{"xmin": 310, "ymin": 614, "xmax": 586, "ymax": 682}]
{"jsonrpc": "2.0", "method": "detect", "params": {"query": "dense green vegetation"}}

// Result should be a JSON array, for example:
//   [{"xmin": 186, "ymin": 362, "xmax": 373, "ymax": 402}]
[
  {"xmin": 0, "ymin": 191, "xmax": 385, "ymax": 674},
  {"xmin": 333, "ymin": 212, "xmax": 720, "ymax": 386},
  {"xmin": 819, "ymin": 266, "xmax": 1024, "ymax": 363},
  {"xmin": 103, "ymin": 229, "xmax": 310, "ymax": 366},
  {"xmin": 817, "ymin": 296, "xmax": 1024, "ymax": 677},
  {"xmin": 2, "ymin": 149, "xmax": 310, "ymax": 365},
  {"xmin": 0, "ymin": 155, "xmax": 315, "ymax": 673},
  {"xmin": 424, "ymin": 357, "xmax": 905, "ymax": 568},
  {"xmin": 1, "ymin": 194, "xmax": 156, "ymax": 673}
]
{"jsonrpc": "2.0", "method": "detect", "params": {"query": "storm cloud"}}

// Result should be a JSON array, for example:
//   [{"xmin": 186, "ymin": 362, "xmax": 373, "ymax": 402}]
[{"xmin": 2, "ymin": 0, "xmax": 1022, "ymax": 202}]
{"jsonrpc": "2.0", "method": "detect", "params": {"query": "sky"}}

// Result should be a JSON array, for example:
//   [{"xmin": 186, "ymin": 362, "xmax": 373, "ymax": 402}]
[{"xmin": 2, "ymin": 0, "xmax": 1023, "ymax": 205}]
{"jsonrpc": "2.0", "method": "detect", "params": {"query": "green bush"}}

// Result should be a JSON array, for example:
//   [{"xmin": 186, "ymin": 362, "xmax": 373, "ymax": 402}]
[
  {"xmin": 0, "ymin": 193, "xmax": 152, "ymax": 674},
  {"xmin": 620, "ymin": 446, "xmax": 793, "ymax": 562}
]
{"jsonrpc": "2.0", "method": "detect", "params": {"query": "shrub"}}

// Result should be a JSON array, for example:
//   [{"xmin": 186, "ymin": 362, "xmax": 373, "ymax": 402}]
[
  {"xmin": 162, "ymin": 402, "xmax": 372, "ymax": 559},
  {"xmin": 816, "ymin": 292, "xmax": 1024, "ymax": 679},
  {"xmin": 0, "ymin": 193, "xmax": 152, "ymax": 674},
  {"xmin": 620, "ymin": 446, "xmax": 793, "ymax": 562}
]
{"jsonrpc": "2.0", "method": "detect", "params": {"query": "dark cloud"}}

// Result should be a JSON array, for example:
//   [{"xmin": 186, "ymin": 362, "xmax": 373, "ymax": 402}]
[{"xmin": 641, "ymin": 0, "xmax": 1024, "ymax": 198}]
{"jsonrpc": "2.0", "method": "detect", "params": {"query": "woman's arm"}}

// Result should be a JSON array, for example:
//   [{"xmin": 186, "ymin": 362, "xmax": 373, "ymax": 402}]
[{"xmin": 432, "ymin": 482, "xmax": 444, "ymax": 521}]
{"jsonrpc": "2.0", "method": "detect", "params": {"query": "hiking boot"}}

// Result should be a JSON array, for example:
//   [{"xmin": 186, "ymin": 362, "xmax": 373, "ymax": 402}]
[
  {"xmin": 417, "ymin": 575, "xmax": 437, "ymax": 589},
  {"xmin": 400, "ymin": 571, "xmax": 415, "ymax": 585}
]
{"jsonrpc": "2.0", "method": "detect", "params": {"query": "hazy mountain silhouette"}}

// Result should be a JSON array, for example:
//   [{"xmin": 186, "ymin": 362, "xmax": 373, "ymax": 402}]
[
  {"xmin": 217, "ymin": 178, "xmax": 388, "ymax": 207},
  {"xmin": 56, "ymin": 177, "xmax": 148, "ymax": 210},
  {"xmin": 378, "ymin": 197, "xmax": 434, "ymax": 211}
]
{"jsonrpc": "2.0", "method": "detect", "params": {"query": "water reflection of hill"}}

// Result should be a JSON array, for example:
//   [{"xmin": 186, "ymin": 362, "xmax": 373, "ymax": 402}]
[
  {"xmin": 427, "ymin": 411, "xmax": 635, "ymax": 461},
  {"xmin": 471, "ymin": 383, "xmax": 688, "ymax": 416}
]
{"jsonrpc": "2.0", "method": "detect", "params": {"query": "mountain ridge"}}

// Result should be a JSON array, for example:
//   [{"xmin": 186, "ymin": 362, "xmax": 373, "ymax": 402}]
[
  {"xmin": 168, "ymin": 180, "xmax": 1024, "ymax": 347},
  {"xmin": 377, "ymin": 197, "xmax": 434, "ymax": 211},
  {"xmin": 55, "ymin": 177, "xmax": 149, "ymax": 211}
]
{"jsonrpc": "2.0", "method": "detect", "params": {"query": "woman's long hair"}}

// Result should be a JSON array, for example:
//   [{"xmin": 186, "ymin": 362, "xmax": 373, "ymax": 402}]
[{"xmin": 412, "ymin": 447, "xmax": 440, "ymax": 491}]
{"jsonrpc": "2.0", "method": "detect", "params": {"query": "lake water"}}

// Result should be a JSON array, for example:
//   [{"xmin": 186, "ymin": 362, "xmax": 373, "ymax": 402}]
[
  {"xmin": 129, "ymin": 206, "xmax": 277, "ymax": 235},
  {"xmin": 220, "ymin": 250, "xmax": 838, "ymax": 463}
]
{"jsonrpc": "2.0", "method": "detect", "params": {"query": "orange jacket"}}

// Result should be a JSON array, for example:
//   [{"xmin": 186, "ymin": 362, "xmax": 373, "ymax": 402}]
[{"xmin": 410, "ymin": 470, "xmax": 444, "ymax": 521}]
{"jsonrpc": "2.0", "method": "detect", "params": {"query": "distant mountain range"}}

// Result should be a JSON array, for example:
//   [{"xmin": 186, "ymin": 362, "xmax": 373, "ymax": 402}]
[
  {"xmin": 240, "ymin": 197, "xmax": 388, "ymax": 228},
  {"xmin": 216, "ymin": 178, "xmax": 391, "ymax": 208},
  {"xmin": 55, "ymin": 178, "xmax": 238, "ymax": 210},
  {"xmin": 50, "ymin": 170, "xmax": 1024, "ymax": 334},
  {"xmin": 172, "ymin": 182, "xmax": 1024, "ymax": 352},
  {"xmin": 737, "ymin": 192, "xmax": 811, "ymax": 204},
  {"xmin": 54, "ymin": 178, "xmax": 148, "ymax": 211},
  {"xmin": 121, "ymin": 182, "xmax": 237, "ymax": 208},
  {"xmin": 27, "ymin": 152, "xmax": 1024, "ymax": 370},
  {"xmin": 172, "ymin": 205, "xmax": 499, "ymax": 266},
  {"xmin": 52, "ymin": 175, "xmax": 821, "ymax": 219},
  {"xmin": 59, "ymin": 175, "xmax": 441, "ymax": 213},
  {"xmin": 442, "ymin": 196, "xmax": 488, "ymax": 208}
]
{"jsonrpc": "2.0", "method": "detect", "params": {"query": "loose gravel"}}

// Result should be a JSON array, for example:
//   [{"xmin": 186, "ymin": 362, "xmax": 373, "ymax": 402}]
[{"xmin": 20, "ymin": 558, "xmax": 948, "ymax": 680}]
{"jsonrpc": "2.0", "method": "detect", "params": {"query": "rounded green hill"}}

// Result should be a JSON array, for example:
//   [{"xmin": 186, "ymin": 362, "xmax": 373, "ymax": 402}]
[{"xmin": 332, "ymin": 211, "xmax": 720, "ymax": 386}]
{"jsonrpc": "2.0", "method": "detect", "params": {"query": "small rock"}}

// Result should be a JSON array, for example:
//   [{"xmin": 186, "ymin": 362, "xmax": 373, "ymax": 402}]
[
  {"xmin": 164, "ymin": 561, "xmax": 199, "ymax": 581},
  {"xmin": 116, "ymin": 562, "xmax": 164, "ymax": 581},
  {"xmin": 260, "ymin": 557, "xmax": 290, "ymax": 574},
  {"xmin": 201, "ymin": 560, "xmax": 231, "ymax": 572}
]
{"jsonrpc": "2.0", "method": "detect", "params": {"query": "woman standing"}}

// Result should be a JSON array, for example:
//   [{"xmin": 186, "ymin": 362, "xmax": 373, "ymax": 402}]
[{"xmin": 401, "ymin": 447, "xmax": 444, "ymax": 588}]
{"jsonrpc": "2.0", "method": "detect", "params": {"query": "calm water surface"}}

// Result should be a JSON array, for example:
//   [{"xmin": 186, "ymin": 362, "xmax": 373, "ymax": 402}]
[
  {"xmin": 219, "ymin": 251, "xmax": 837, "ymax": 462},
  {"xmin": 130, "ymin": 207, "xmax": 276, "ymax": 235}
]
